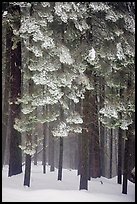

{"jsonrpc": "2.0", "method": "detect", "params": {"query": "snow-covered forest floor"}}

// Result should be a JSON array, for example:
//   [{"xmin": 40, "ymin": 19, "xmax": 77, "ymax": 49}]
[{"xmin": 2, "ymin": 163, "xmax": 135, "ymax": 202}]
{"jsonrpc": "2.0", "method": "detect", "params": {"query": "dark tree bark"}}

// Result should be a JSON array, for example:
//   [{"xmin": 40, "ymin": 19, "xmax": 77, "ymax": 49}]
[
  {"xmin": 117, "ymin": 88, "xmax": 124, "ymax": 184},
  {"xmin": 24, "ymin": 154, "xmax": 31, "ymax": 187},
  {"xmin": 8, "ymin": 5, "xmax": 22, "ymax": 176},
  {"xmin": 89, "ymin": 75, "xmax": 100, "ymax": 179},
  {"xmin": 48, "ymin": 129, "xmax": 51, "ymax": 166},
  {"xmin": 79, "ymin": 91, "xmax": 89, "ymax": 190},
  {"xmin": 117, "ymin": 119, "xmax": 123, "ymax": 184},
  {"xmin": 2, "ymin": 20, "xmax": 11, "ymax": 168},
  {"xmin": 74, "ymin": 135, "xmax": 79, "ymax": 170},
  {"xmin": 127, "ymin": 116, "xmax": 135, "ymax": 183},
  {"xmin": 58, "ymin": 137, "xmax": 63, "ymax": 180},
  {"xmin": 57, "ymin": 21, "xmax": 65, "ymax": 181},
  {"xmin": 109, "ymin": 129, "xmax": 113, "ymax": 178},
  {"xmin": 34, "ymin": 134, "xmax": 38, "ymax": 165},
  {"xmin": 122, "ymin": 131, "xmax": 130, "ymax": 194},
  {"xmin": 122, "ymin": 72, "xmax": 134, "ymax": 194},
  {"xmin": 50, "ymin": 132, "xmax": 55, "ymax": 172},
  {"xmin": 77, "ymin": 134, "xmax": 82, "ymax": 176},
  {"xmin": 88, "ymin": 139, "xmax": 91, "ymax": 181},
  {"xmin": 23, "ymin": 78, "xmax": 34, "ymax": 185},
  {"xmin": 79, "ymin": 126, "xmax": 88, "ymax": 190},
  {"xmin": 99, "ymin": 76, "xmax": 105, "ymax": 176},
  {"xmin": 75, "ymin": 100, "xmax": 82, "ymax": 176},
  {"xmin": 43, "ymin": 122, "xmax": 47, "ymax": 174}
]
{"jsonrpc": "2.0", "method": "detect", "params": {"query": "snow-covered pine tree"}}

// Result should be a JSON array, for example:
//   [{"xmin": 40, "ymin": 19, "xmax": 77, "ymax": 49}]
[
  {"xmin": 85, "ymin": 2, "xmax": 135, "ymax": 193},
  {"xmin": 86, "ymin": 2, "xmax": 135, "ymax": 133},
  {"xmin": 13, "ymin": 2, "xmax": 94, "ymax": 185}
]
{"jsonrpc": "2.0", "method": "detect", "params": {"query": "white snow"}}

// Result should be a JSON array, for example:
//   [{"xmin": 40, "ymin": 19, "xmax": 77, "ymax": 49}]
[
  {"xmin": 59, "ymin": 45, "xmax": 74, "ymax": 65},
  {"xmin": 52, "ymin": 122, "xmax": 69, "ymax": 137},
  {"xmin": 99, "ymin": 105, "xmax": 118, "ymax": 119},
  {"xmin": 116, "ymin": 42, "xmax": 125, "ymax": 60},
  {"xmin": 88, "ymin": 47, "xmax": 96, "ymax": 61},
  {"xmin": 3, "ymin": 11, "xmax": 8, "ymax": 17},
  {"xmin": 2, "ymin": 164, "xmax": 135, "ymax": 202}
]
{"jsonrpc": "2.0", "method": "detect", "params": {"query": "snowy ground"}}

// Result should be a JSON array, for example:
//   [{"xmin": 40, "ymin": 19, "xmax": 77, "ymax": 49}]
[{"xmin": 2, "ymin": 163, "xmax": 135, "ymax": 202}]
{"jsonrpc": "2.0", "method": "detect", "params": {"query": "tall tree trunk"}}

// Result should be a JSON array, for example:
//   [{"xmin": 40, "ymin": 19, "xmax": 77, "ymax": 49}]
[
  {"xmin": 117, "ymin": 88, "xmax": 124, "ymax": 184},
  {"xmin": 43, "ymin": 122, "xmax": 47, "ymax": 174},
  {"xmin": 21, "ymin": 3, "xmax": 34, "ymax": 187},
  {"xmin": 79, "ymin": 128, "xmax": 88, "ymax": 190},
  {"xmin": 109, "ymin": 129, "xmax": 113, "ymax": 178},
  {"xmin": 122, "ymin": 71, "xmax": 134, "ymax": 194},
  {"xmin": 77, "ymin": 134, "xmax": 82, "ymax": 176},
  {"xmin": 79, "ymin": 92, "xmax": 89, "ymax": 190},
  {"xmin": 117, "ymin": 122, "xmax": 123, "ymax": 184},
  {"xmin": 57, "ymin": 21, "xmax": 65, "ymax": 181},
  {"xmin": 24, "ymin": 154, "xmax": 31, "ymax": 187},
  {"xmin": 75, "ymin": 100, "xmax": 82, "ymax": 176},
  {"xmin": 50, "ymin": 132, "xmax": 55, "ymax": 172},
  {"xmin": 8, "ymin": 5, "xmax": 22, "ymax": 176},
  {"xmin": 23, "ymin": 78, "xmax": 34, "ymax": 185},
  {"xmin": 58, "ymin": 137, "xmax": 63, "ymax": 180},
  {"xmin": 99, "ymin": 76, "xmax": 105, "ymax": 176},
  {"xmin": 88, "ymin": 134, "xmax": 92, "ymax": 181},
  {"xmin": 2, "ymin": 19, "xmax": 11, "ymax": 168},
  {"xmin": 122, "ymin": 131, "xmax": 130, "ymax": 194},
  {"xmin": 89, "ymin": 75, "xmax": 100, "ymax": 179},
  {"xmin": 34, "ymin": 134, "xmax": 38, "ymax": 165}
]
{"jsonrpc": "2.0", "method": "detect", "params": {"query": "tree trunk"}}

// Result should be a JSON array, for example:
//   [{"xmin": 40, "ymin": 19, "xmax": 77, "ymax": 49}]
[
  {"xmin": 79, "ymin": 93, "xmax": 89, "ymax": 190},
  {"xmin": 2, "ymin": 21, "xmax": 11, "ymax": 168},
  {"xmin": 48, "ymin": 132, "xmax": 51, "ymax": 166},
  {"xmin": 8, "ymin": 5, "xmax": 22, "ymax": 176},
  {"xmin": 79, "ymin": 127, "xmax": 88, "ymax": 190},
  {"xmin": 77, "ymin": 134, "xmax": 82, "ymax": 176},
  {"xmin": 89, "ymin": 75, "xmax": 100, "ymax": 179},
  {"xmin": 58, "ymin": 137, "xmax": 63, "ymax": 180},
  {"xmin": 99, "ymin": 76, "xmax": 105, "ymax": 176},
  {"xmin": 122, "ymin": 71, "xmax": 134, "ymax": 194},
  {"xmin": 88, "ymin": 134, "xmax": 92, "ymax": 181},
  {"xmin": 109, "ymin": 129, "xmax": 113, "ymax": 178},
  {"xmin": 34, "ymin": 134, "xmax": 38, "ymax": 165},
  {"xmin": 122, "ymin": 132, "xmax": 129, "ymax": 194},
  {"xmin": 24, "ymin": 154, "xmax": 31, "ymax": 187},
  {"xmin": 117, "ymin": 125, "xmax": 123, "ymax": 184},
  {"xmin": 43, "ymin": 122, "xmax": 47, "ymax": 174},
  {"xmin": 117, "ymin": 88, "xmax": 124, "ymax": 184},
  {"xmin": 50, "ymin": 133, "xmax": 55, "ymax": 172}
]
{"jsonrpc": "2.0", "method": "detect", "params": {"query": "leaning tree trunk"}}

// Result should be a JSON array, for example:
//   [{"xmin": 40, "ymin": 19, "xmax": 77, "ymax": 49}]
[{"xmin": 8, "ymin": 4, "xmax": 22, "ymax": 176}]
